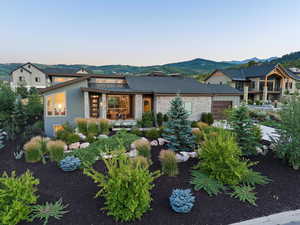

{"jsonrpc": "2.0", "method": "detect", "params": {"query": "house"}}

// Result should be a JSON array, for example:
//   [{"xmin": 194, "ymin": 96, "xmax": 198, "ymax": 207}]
[
  {"xmin": 10, "ymin": 62, "xmax": 91, "ymax": 90},
  {"xmin": 39, "ymin": 73, "xmax": 241, "ymax": 136},
  {"xmin": 205, "ymin": 63, "xmax": 300, "ymax": 102},
  {"xmin": 0, "ymin": 76, "xmax": 10, "ymax": 84}
]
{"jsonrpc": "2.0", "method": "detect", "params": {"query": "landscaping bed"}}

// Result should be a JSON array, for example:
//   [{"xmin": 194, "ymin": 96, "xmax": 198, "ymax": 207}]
[{"xmin": 1, "ymin": 140, "xmax": 300, "ymax": 225}]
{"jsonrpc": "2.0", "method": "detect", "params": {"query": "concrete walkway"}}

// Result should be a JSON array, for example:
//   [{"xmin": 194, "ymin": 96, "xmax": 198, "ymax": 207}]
[{"xmin": 229, "ymin": 209, "xmax": 300, "ymax": 225}]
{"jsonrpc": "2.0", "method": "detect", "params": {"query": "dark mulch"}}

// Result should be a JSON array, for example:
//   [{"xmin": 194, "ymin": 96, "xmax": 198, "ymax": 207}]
[{"xmin": 1, "ymin": 140, "xmax": 300, "ymax": 225}]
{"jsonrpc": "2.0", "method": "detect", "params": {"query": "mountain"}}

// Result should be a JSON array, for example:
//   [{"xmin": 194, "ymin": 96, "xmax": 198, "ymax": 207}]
[
  {"xmin": 0, "ymin": 52, "xmax": 299, "ymax": 77},
  {"xmin": 223, "ymin": 56, "xmax": 278, "ymax": 64}
]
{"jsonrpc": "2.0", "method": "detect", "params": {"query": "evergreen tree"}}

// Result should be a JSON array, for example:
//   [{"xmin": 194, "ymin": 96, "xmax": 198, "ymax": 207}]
[
  {"xmin": 163, "ymin": 96, "xmax": 195, "ymax": 151},
  {"xmin": 227, "ymin": 105, "xmax": 261, "ymax": 155}
]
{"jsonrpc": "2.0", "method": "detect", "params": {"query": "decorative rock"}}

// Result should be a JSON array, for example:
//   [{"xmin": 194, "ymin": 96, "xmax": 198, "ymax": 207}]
[
  {"xmin": 269, "ymin": 143, "xmax": 276, "ymax": 150},
  {"xmin": 78, "ymin": 133, "xmax": 86, "ymax": 140},
  {"xmin": 150, "ymin": 140, "xmax": 158, "ymax": 146},
  {"xmin": 80, "ymin": 142, "xmax": 90, "ymax": 149},
  {"xmin": 98, "ymin": 134, "xmax": 108, "ymax": 139},
  {"xmin": 69, "ymin": 142, "xmax": 80, "ymax": 150},
  {"xmin": 101, "ymin": 153, "xmax": 113, "ymax": 159},
  {"xmin": 141, "ymin": 137, "xmax": 148, "ymax": 142},
  {"xmin": 158, "ymin": 138, "xmax": 167, "ymax": 146},
  {"xmin": 192, "ymin": 128, "xmax": 200, "ymax": 132},
  {"xmin": 127, "ymin": 149, "xmax": 137, "ymax": 158},
  {"xmin": 130, "ymin": 143, "xmax": 136, "ymax": 150},
  {"xmin": 188, "ymin": 151, "xmax": 198, "ymax": 158},
  {"xmin": 64, "ymin": 145, "xmax": 68, "ymax": 152},
  {"xmin": 263, "ymin": 145, "xmax": 268, "ymax": 151},
  {"xmin": 176, "ymin": 152, "xmax": 190, "ymax": 162}
]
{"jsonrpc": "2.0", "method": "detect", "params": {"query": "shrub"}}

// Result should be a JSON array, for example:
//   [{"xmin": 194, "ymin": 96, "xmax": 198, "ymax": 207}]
[
  {"xmin": 230, "ymin": 185, "xmax": 257, "ymax": 206},
  {"xmin": 134, "ymin": 139, "xmax": 151, "ymax": 160},
  {"xmin": 272, "ymin": 97, "xmax": 300, "ymax": 169},
  {"xmin": 227, "ymin": 105, "xmax": 262, "ymax": 155},
  {"xmin": 60, "ymin": 156, "xmax": 81, "ymax": 171},
  {"xmin": 145, "ymin": 128, "xmax": 160, "ymax": 140},
  {"xmin": 201, "ymin": 112, "xmax": 208, "ymax": 123},
  {"xmin": 75, "ymin": 118, "xmax": 88, "ymax": 135},
  {"xmin": 196, "ymin": 121, "xmax": 209, "ymax": 130},
  {"xmin": 196, "ymin": 129, "xmax": 250, "ymax": 186},
  {"xmin": 87, "ymin": 119, "xmax": 99, "ymax": 136},
  {"xmin": 191, "ymin": 121, "xmax": 198, "ymax": 128},
  {"xmin": 131, "ymin": 126, "xmax": 143, "ymax": 136},
  {"xmin": 207, "ymin": 113, "xmax": 214, "ymax": 125},
  {"xmin": 162, "ymin": 97, "xmax": 195, "ymax": 151},
  {"xmin": 99, "ymin": 118, "xmax": 110, "ymax": 135},
  {"xmin": 192, "ymin": 128, "xmax": 204, "ymax": 145},
  {"xmin": 86, "ymin": 134, "xmax": 97, "ymax": 143},
  {"xmin": 169, "ymin": 189, "xmax": 195, "ymax": 213},
  {"xmin": 156, "ymin": 112, "xmax": 164, "ymax": 126},
  {"xmin": 131, "ymin": 156, "xmax": 150, "ymax": 169},
  {"xmin": 140, "ymin": 112, "xmax": 155, "ymax": 128},
  {"xmin": 30, "ymin": 198, "xmax": 69, "ymax": 225},
  {"xmin": 163, "ymin": 114, "xmax": 169, "ymax": 122},
  {"xmin": 47, "ymin": 140, "xmax": 65, "ymax": 162},
  {"xmin": 159, "ymin": 149, "xmax": 178, "ymax": 176},
  {"xmin": 84, "ymin": 152, "xmax": 160, "ymax": 222},
  {"xmin": 0, "ymin": 170, "xmax": 39, "ymax": 225},
  {"xmin": 24, "ymin": 136, "xmax": 47, "ymax": 163}
]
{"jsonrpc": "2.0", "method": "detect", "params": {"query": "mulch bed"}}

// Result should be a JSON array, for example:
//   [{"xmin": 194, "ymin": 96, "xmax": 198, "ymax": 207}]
[{"xmin": 1, "ymin": 140, "xmax": 300, "ymax": 225}]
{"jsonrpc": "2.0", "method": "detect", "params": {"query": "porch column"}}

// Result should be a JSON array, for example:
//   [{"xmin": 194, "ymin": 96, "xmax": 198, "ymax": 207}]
[
  {"xmin": 255, "ymin": 78, "xmax": 260, "ymax": 91},
  {"xmin": 134, "ymin": 94, "xmax": 143, "ymax": 120},
  {"xmin": 281, "ymin": 79, "xmax": 286, "ymax": 96},
  {"xmin": 243, "ymin": 86, "xmax": 248, "ymax": 104},
  {"xmin": 101, "ymin": 94, "xmax": 107, "ymax": 119},
  {"xmin": 263, "ymin": 86, "xmax": 268, "ymax": 103},
  {"xmin": 84, "ymin": 91, "xmax": 90, "ymax": 118}
]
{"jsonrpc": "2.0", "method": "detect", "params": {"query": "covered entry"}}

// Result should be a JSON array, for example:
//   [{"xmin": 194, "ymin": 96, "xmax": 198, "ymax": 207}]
[{"xmin": 212, "ymin": 101, "xmax": 232, "ymax": 120}]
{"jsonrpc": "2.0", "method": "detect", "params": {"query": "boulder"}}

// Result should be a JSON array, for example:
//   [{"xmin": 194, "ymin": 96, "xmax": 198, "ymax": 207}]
[
  {"xmin": 64, "ymin": 145, "xmax": 68, "ymax": 152},
  {"xmin": 176, "ymin": 152, "xmax": 190, "ymax": 162},
  {"xmin": 98, "ymin": 134, "xmax": 108, "ymax": 139},
  {"xmin": 141, "ymin": 137, "xmax": 148, "ymax": 142},
  {"xmin": 101, "ymin": 153, "xmax": 113, "ymax": 159},
  {"xmin": 80, "ymin": 142, "xmax": 90, "ymax": 149},
  {"xmin": 130, "ymin": 143, "xmax": 136, "ymax": 150},
  {"xmin": 158, "ymin": 138, "xmax": 167, "ymax": 146},
  {"xmin": 188, "ymin": 151, "xmax": 198, "ymax": 158},
  {"xmin": 127, "ymin": 149, "xmax": 137, "ymax": 158},
  {"xmin": 78, "ymin": 133, "xmax": 86, "ymax": 140},
  {"xmin": 69, "ymin": 142, "xmax": 80, "ymax": 150},
  {"xmin": 150, "ymin": 140, "xmax": 158, "ymax": 146}
]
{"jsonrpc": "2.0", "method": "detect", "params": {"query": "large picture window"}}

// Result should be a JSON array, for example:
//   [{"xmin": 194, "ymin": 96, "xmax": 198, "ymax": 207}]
[
  {"xmin": 184, "ymin": 102, "xmax": 192, "ymax": 115},
  {"xmin": 107, "ymin": 95, "xmax": 133, "ymax": 120},
  {"xmin": 46, "ymin": 92, "xmax": 66, "ymax": 116}
]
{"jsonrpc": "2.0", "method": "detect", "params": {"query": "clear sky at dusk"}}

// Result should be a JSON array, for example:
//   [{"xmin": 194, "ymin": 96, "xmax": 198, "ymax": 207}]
[{"xmin": 1, "ymin": 0, "xmax": 300, "ymax": 66}]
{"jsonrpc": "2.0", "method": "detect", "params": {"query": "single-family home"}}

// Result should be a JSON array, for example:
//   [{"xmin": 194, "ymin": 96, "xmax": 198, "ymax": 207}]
[
  {"xmin": 39, "ymin": 73, "xmax": 241, "ymax": 136},
  {"xmin": 10, "ymin": 62, "xmax": 91, "ymax": 90},
  {"xmin": 205, "ymin": 63, "xmax": 300, "ymax": 102}
]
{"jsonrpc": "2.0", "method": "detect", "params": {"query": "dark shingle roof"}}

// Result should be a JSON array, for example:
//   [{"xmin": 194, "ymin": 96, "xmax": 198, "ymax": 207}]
[{"xmin": 126, "ymin": 76, "xmax": 241, "ymax": 94}]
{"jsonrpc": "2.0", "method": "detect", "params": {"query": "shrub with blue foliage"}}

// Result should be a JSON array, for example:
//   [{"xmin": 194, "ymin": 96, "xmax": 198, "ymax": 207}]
[
  {"xmin": 60, "ymin": 156, "xmax": 81, "ymax": 171},
  {"xmin": 169, "ymin": 189, "xmax": 195, "ymax": 213}
]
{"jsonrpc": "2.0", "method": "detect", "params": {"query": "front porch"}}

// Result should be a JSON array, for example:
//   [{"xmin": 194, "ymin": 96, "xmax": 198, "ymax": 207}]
[{"xmin": 83, "ymin": 91, "xmax": 154, "ymax": 121}]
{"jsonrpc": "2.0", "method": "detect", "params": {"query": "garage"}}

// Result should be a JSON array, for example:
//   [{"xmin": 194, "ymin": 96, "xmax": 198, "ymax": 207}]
[{"xmin": 212, "ymin": 101, "xmax": 232, "ymax": 120}]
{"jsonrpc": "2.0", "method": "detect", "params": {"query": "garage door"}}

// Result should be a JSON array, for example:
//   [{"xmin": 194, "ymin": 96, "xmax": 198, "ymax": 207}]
[{"xmin": 212, "ymin": 101, "xmax": 232, "ymax": 120}]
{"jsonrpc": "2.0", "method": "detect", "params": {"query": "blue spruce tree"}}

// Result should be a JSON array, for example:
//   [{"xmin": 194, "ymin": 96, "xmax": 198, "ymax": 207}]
[{"xmin": 163, "ymin": 96, "xmax": 195, "ymax": 151}]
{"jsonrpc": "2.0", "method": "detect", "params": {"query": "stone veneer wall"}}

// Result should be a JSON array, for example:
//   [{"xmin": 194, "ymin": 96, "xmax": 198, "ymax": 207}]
[{"xmin": 155, "ymin": 95, "xmax": 212, "ymax": 121}]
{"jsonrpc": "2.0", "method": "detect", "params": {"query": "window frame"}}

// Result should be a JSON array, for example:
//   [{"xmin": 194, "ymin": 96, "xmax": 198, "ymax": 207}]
[
  {"xmin": 45, "ymin": 91, "xmax": 67, "ymax": 117},
  {"xmin": 35, "ymin": 77, "xmax": 41, "ymax": 83}
]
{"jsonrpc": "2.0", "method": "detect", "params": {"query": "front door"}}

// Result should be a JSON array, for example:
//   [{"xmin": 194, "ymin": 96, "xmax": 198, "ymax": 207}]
[
  {"xmin": 89, "ymin": 93, "xmax": 101, "ymax": 118},
  {"xmin": 143, "ymin": 95, "xmax": 153, "ymax": 112}
]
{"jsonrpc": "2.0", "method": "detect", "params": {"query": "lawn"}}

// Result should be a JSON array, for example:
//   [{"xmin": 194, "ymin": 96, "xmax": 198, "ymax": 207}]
[{"xmin": 1, "ymin": 140, "xmax": 300, "ymax": 225}]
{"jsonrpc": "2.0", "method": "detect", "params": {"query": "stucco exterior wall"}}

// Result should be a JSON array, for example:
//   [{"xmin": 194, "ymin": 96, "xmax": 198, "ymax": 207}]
[
  {"xmin": 11, "ymin": 64, "xmax": 48, "ymax": 90},
  {"xmin": 212, "ymin": 95, "xmax": 240, "ymax": 107},
  {"xmin": 155, "ymin": 95, "xmax": 212, "ymax": 121},
  {"xmin": 206, "ymin": 71, "xmax": 234, "ymax": 87},
  {"xmin": 43, "ymin": 80, "xmax": 88, "ymax": 137}
]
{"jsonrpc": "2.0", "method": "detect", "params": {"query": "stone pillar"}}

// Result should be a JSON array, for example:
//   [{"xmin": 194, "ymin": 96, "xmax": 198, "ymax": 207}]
[
  {"xmin": 101, "ymin": 94, "xmax": 107, "ymax": 119},
  {"xmin": 134, "ymin": 94, "xmax": 143, "ymax": 120},
  {"xmin": 263, "ymin": 86, "xmax": 268, "ymax": 103},
  {"xmin": 84, "ymin": 91, "xmax": 90, "ymax": 118},
  {"xmin": 255, "ymin": 79, "xmax": 260, "ymax": 91},
  {"xmin": 243, "ymin": 86, "xmax": 249, "ymax": 104}
]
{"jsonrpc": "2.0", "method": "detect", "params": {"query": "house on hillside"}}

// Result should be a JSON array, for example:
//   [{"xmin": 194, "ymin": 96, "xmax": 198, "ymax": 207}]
[
  {"xmin": 10, "ymin": 62, "xmax": 91, "ymax": 90},
  {"xmin": 205, "ymin": 63, "xmax": 300, "ymax": 102},
  {"xmin": 39, "ymin": 73, "xmax": 241, "ymax": 136}
]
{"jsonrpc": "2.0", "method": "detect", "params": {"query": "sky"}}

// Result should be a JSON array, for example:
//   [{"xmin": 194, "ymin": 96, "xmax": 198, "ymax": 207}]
[{"xmin": 1, "ymin": 0, "xmax": 300, "ymax": 66}]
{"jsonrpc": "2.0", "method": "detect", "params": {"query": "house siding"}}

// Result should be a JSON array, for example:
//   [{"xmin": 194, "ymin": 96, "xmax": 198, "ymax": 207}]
[
  {"xmin": 44, "ymin": 80, "xmax": 88, "ymax": 137},
  {"xmin": 155, "ymin": 95, "xmax": 212, "ymax": 121}
]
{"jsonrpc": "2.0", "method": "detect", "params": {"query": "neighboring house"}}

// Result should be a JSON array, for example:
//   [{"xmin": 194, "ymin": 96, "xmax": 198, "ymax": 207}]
[
  {"xmin": 0, "ymin": 76, "xmax": 10, "ymax": 84},
  {"xmin": 205, "ymin": 63, "xmax": 300, "ymax": 102},
  {"xmin": 39, "ymin": 73, "xmax": 241, "ymax": 136},
  {"xmin": 10, "ymin": 62, "xmax": 91, "ymax": 90}
]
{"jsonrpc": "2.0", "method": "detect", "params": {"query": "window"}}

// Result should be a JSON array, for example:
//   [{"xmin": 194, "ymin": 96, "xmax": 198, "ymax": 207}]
[
  {"xmin": 19, "ymin": 76, "xmax": 24, "ymax": 82},
  {"xmin": 235, "ymin": 81, "xmax": 244, "ymax": 90},
  {"xmin": 35, "ymin": 77, "xmax": 40, "ymax": 82},
  {"xmin": 53, "ymin": 77, "xmax": 74, "ymax": 83},
  {"xmin": 46, "ymin": 92, "xmax": 66, "ymax": 116},
  {"xmin": 20, "ymin": 69, "xmax": 23, "ymax": 73},
  {"xmin": 220, "ymin": 81, "xmax": 223, "ymax": 85},
  {"xmin": 28, "ymin": 65, "xmax": 31, "ymax": 69},
  {"xmin": 53, "ymin": 125, "xmax": 64, "ymax": 135},
  {"xmin": 290, "ymin": 82, "xmax": 293, "ymax": 89},
  {"xmin": 107, "ymin": 95, "xmax": 133, "ymax": 120},
  {"xmin": 184, "ymin": 102, "xmax": 192, "ymax": 115},
  {"xmin": 250, "ymin": 81, "xmax": 256, "ymax": 89}
]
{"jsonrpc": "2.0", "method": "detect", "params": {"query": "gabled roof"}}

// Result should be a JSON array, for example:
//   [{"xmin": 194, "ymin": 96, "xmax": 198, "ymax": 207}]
[
  {"xmin": 207, "ymin": 63, "xmax": 300, "ymax": 81},
  {"xmin": 42, "ymin": 67, "xmax": 93, "ymax": 75}
]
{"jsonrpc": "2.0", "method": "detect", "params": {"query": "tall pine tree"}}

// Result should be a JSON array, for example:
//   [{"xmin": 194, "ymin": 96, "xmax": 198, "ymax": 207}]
[{"xmin": 163, "ymin": 96, "xmax": 195, "ymax": 151}]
